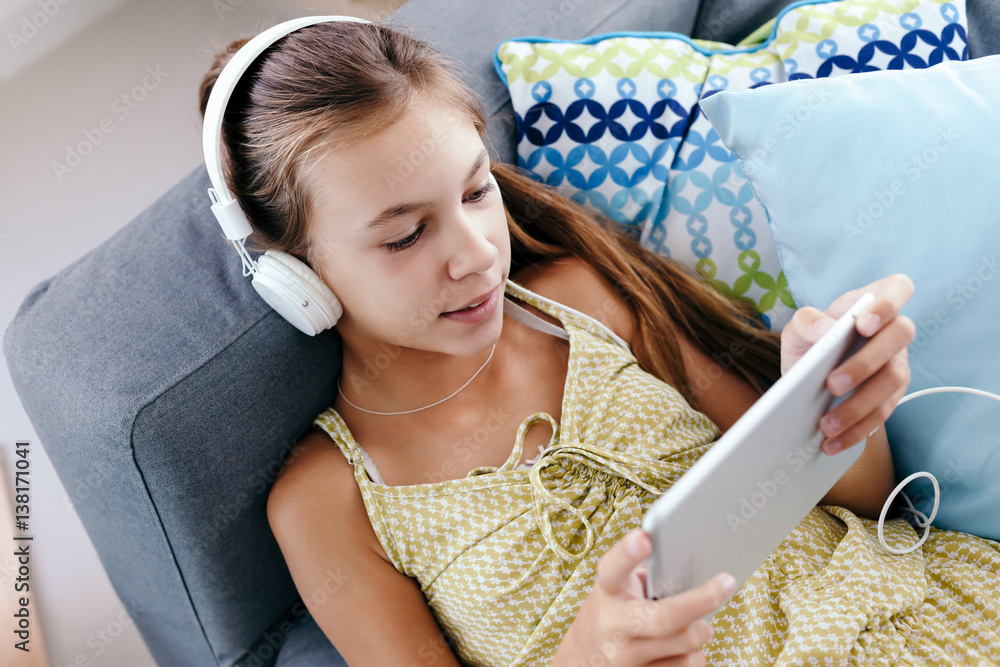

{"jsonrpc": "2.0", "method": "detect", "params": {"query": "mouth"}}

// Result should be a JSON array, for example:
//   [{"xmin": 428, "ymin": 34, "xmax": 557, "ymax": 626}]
[{"xmin": 444, "ymin": 284, "xmax": 500, "ymax": 314}]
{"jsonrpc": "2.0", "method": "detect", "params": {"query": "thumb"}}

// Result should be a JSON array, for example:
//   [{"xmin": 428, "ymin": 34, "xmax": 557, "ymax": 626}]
[
  {"xmin": 783, "ymin": 307, "xmax": 838, "ymax": 376},
  {"xmin": 596, "ymin": 529, "xmax": 651, "ymax": 597},
  {"xmin": 801, "ymin": 307, "xmax": 835, "ymax": 342}
]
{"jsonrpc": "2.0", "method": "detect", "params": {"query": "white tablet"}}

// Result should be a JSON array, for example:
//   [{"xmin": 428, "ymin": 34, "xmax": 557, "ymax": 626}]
[{"xmin": 642, "ymin": 291, "xmax": 876, "ymax": 609}]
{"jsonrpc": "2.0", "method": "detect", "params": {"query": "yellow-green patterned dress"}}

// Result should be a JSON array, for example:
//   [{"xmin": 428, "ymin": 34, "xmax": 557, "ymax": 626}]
[{"xmin": 313, "ymin": 278, "xmax": 1000, "ymax": 666}]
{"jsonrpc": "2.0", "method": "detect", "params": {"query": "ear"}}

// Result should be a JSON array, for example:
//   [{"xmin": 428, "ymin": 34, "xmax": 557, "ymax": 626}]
[{"xmin": 293, "ymin": 241, "xmax": 322, "ymax": 280}]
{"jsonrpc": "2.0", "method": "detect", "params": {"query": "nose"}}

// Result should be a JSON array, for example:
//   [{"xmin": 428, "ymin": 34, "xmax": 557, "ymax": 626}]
[{"xmin": 445, "ymin": 206, "xmax": 498, "ymax": 281}]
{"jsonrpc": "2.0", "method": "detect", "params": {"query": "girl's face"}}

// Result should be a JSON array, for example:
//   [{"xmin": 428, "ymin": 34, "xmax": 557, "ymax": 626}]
[{"xmin": 303, "ymin": 94, "xmax": 511, "ymax": 358}]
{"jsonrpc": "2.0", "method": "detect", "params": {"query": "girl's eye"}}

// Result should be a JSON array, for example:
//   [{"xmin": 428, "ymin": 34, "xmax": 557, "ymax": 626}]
[
  {"xmin": 384, "ymin": 224, "xmax": 424, "ymax": 253},
  {"xmin": 465, "ymin": 180, "xmax": 494, "ymax": 203},
  {"xmin": 382, "ymin": 182, "xmax": 493, "ymax": 254}
]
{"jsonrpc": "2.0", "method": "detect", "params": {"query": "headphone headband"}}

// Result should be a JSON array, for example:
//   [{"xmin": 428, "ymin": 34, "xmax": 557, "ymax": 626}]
[
  {"xmin": 200, "ymin": 16, "xmax": 369, "ymax": 335},
  {"xmin": 202, "ymin": 15, "xmax": 371, "ymax": 241}
]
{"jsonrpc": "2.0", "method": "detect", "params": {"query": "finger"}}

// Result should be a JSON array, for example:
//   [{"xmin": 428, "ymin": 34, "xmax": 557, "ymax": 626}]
[
  {"xmin": 825, "ymin": 316, "xmax": 915, "ymax": 397},
  {"xmin": 824, "ymin": 273, "xmax": 915, "ymax": 336},
  {"xmin": 635, "ymin": 572, "xmax": 736, "ymax": 638},
  {"xmin": 787, "ymin": 307, "xmax": 831, "ymax": 340},
  {"xmin": 646, "ymin": 648, "xmax": 707, "ymax": 666},
  {"xmin": 631, "ymin": 621, "xmax": 713, "ymax": 663},
  {"xmin": 595, "ymin": 530, "xmax": 652, "ymax": 597},
  {"xmin": 781, "ymin": 306, "xmax": 833, "ymax": 359},
  {"xmin": 781, "ymin": 306, "xmax": 842, "ymax": 376},
  {"xmin": 852, "ymin": 273, "xmax": 916, "ymax": 338},
  {"xmin": 822, "ymin": 393, "xmax": 903, "ymax": 455},
  {"xmin": 820, "ymin": 349, "xmax": 909, "ymax": 445},
  {"xmin": 821, "ymin": 273, "xmax": 913, "ymax": 319},
  {"xmin": 820, "ymin": 352, "xmax": 909, "ymax": 454}
]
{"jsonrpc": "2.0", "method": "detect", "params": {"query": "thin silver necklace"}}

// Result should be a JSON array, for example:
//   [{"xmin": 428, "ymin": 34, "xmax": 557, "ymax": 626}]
[{"xmin": 336, "ymin": 342, "xmax": 497, "ymax": 416}]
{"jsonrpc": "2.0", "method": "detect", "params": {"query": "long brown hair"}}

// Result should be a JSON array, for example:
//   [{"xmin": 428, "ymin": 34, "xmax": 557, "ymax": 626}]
[{"xmin": 198, "ymin": 18, "xmax": 781, "ymax": 413}]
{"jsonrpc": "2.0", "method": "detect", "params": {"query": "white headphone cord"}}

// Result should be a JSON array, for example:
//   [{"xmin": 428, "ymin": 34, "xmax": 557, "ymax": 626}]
[
  {"xmin": 873, "ymin": 386, "xmax": 1000, "ymax": 555},
  {"xmin": 229, "ymin": 238, "xmax": 257, "ymax": 277}
]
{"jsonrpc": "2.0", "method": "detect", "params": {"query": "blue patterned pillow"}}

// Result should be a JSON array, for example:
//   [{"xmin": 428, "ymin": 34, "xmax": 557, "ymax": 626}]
[{"xmin": 494, "ymin": 0, "xmax": 968, "ymax": 332}]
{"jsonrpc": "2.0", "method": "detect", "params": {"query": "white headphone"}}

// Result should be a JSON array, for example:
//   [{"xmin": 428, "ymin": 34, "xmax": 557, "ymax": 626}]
[{"xmin": 202, "ymin": 16, "xmax": 370, "ymax": 336}]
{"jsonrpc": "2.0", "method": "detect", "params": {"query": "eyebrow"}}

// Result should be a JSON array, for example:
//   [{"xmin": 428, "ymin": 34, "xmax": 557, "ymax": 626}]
[{"xmin": 365, "ymin": 148, "xmax": 490, "ymax": 232}]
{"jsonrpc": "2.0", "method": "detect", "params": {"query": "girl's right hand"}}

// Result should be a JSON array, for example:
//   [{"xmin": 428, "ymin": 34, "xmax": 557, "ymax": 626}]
[{"xmin": 552, "ymin": 529, "xmax": 737, "ymax": 666}]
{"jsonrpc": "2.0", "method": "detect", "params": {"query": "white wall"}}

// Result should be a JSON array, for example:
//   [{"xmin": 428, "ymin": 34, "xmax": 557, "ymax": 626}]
[{"xmin": 0, "ymin": 1, "xmax": 402, "ymax": 664}]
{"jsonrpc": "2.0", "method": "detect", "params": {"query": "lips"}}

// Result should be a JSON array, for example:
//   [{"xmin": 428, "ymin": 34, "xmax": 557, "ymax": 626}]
[{"xmin": 446, "ymin": 285, "xmax": 499, "ymax": 313}]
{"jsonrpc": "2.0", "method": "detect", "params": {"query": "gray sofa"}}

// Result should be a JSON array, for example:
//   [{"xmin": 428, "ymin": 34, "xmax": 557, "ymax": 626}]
[{"xmin": 5, "ymin": 0, "xmax": 999, "ymax": 665}]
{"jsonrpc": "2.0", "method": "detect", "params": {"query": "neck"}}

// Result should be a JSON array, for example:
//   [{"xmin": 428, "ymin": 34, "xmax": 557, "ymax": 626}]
[{"xmin": 336, "ymin": 305, "xmax": 513, "ymax": 418}]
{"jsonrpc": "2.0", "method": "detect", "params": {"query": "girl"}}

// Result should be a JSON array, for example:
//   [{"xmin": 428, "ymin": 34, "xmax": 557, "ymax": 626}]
[{"xmin": 198, "ymin": 18, "xmax": 1000, "ymax": 666}]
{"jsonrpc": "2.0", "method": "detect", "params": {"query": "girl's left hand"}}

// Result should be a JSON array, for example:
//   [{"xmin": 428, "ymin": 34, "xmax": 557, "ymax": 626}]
[{"xmin": 780, "ymin": 273, "xmax": 916, "ymax": 454}]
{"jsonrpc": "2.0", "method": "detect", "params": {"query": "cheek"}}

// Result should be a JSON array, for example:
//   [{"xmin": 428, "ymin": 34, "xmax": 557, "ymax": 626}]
[
  {"xmin": 488, "ymin": 203, "xmax": 511, "ymax": 251},
  {"xmin": 307, "ymin": 229, "xmax": 350, "ymax": 269},
  {"xmin": 421, "ymin": 285, "xmax": 460, "ymax": 320}
]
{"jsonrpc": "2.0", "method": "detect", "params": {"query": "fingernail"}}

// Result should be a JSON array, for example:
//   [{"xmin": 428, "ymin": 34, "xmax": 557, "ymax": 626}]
[
  {"xmin": 720, "ymin": 573, "xmax": 737, "ymax": 595},
  {"xmin": 824, "ymin": 440, "xmax": 842, "ymax": 455},
  {"xmin": 861, "ymin": 313, "xmax": 881, "ymax": 336},
  {"xmin": 830, "ymin": 373, "xmax": 851, "ymax": 394},
  {"xmin": 820, "ymin": 415, "xmax": 841, "ymax": 437},
  {"xmin": 626, "ymin": 531, "xmax": 647, "ymax": 558}
]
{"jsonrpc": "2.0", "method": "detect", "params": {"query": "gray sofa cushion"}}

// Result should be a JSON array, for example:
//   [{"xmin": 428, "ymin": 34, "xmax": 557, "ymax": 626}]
[
  {"xmin": 5, "ymin": 0, "xmax": 998, "ymax": 665},
  {"xmin": 5, "ymin": 162, "xmax": 344, "ymax": 666}
]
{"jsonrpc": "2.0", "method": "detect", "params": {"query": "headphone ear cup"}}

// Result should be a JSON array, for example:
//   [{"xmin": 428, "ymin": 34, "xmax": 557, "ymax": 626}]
[{"xmin": 251, "ymin": 250, "xmax": 343, "ymax": 335}]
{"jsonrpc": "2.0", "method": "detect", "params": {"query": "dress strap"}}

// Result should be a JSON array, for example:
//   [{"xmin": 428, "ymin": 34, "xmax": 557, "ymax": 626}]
[
  {"xmin": 311, "ymin": 408, "xmax": 408, "ymax": 573},
  {"xmin": 504, "ymin": 278, "xmax": 631, "ymax": 352},
  {"xmin": 497, "ymin": 433, "xmax": 695, "ymax": 595},
  {"xmin": 312, "ymin": 410, "xmax": 389, "ymax": 485},
  {"xmin": 501, "ymin": 412, "xmax": 560, "ymax": 471},
  {"xmin": 313, "ymin": 410, "xmax": 366, "ymax": 470},
  {"xmin": 503, "ymin": 296, "xmax": 570, "ymax": 341},
  {"xmin": 465, "ymin": 411, "xmax": 559, "ymax": 478}
]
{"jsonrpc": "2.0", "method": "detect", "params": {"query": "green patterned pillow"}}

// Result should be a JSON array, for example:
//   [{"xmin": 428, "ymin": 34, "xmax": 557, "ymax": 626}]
[{"xmin": 493, "ymin": 0, "xmax": 968, "ymax": 331}]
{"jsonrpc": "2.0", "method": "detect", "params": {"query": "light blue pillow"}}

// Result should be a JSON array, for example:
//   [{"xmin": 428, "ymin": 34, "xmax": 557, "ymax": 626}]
[
  {"xmin": 700, "ymin": 55, "xmax": 1000, "ymax": 540},
  {"xmin": 494, "ymin": 0, "xmax": 969, "ymax": 332}
]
